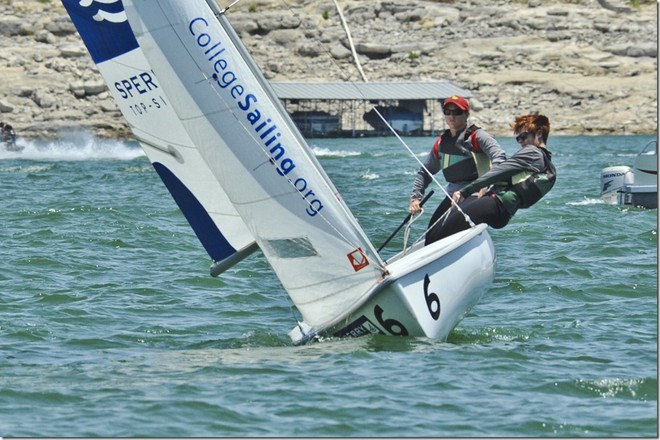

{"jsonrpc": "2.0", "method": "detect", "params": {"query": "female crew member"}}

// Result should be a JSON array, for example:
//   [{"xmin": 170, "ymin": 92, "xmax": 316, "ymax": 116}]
[
  {"xmin": 425, "ymin": 114, "xmax": 557, "ymax": 244},
  {"xmin": 409, "ymin": 96, "xmax": 506, "ymax": 227}
]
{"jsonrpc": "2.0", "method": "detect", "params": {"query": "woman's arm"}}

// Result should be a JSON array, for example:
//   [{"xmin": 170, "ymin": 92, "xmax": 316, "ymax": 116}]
[{"xmin": 458, "ymin": 146, "xmax": 545, "ymax": 197}]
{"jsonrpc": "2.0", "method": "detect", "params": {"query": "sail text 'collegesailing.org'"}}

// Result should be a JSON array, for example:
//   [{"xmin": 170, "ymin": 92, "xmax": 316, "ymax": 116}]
[{"xmin": 189, "ymin": 16, "xmax": 324, "ymax": 218}]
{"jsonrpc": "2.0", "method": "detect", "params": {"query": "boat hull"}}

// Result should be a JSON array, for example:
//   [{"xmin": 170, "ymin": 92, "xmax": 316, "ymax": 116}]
[
  {"xmin": 600, "ymin": 141, "xmax": 658, "ymax": 209},
  {"xmin": 289, "ymin": 224, "xmax": 496, "ymax": 343},
  {"xmin": 616, "ymin": 184, "xmax": 657, "ymax": 209}
]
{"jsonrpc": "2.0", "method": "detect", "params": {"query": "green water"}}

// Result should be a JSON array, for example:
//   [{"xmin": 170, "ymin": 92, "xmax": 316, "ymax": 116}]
[{"xmin": 0, "ymin": 133, "xmax": 656, "ymax": 437}]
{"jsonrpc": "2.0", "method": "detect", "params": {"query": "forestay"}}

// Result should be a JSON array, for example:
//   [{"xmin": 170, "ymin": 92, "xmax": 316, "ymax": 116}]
[
  {"xmin": 61, "ymin": 0, "xmax": 257, "ymax": 274},
  {"xmin": 123, "ymin": 0, "xmax": 388, "ymax": 330}
]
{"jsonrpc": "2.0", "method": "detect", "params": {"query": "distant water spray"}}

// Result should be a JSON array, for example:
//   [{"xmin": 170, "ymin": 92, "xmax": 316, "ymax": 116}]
[{"xmin": 0, "ymin": 129, "xmax": 145, "ymax": 161}]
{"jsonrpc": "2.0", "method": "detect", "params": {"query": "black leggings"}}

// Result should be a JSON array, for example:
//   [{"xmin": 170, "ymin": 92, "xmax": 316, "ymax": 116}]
[{"xmin": 425, "ymin": 194, "xmax": 512, "ymax": 245}]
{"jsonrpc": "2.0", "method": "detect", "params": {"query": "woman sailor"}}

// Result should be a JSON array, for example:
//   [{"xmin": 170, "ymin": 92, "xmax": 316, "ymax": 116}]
[
  {"xmin": 409, "ymin": 95, "xmax": 507, "ymax": 228},
  {"xmin": 425, "ymin": 113, "xmax": 557, "ymax": 244}
]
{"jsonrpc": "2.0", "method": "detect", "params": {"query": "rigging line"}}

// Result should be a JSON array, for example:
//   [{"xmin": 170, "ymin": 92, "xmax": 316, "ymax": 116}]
[
  {"xmin": 371, "ymin": 106, "xmax": 476, "ymax": 229},
  {"xmin": 331, "ymin": 0, "xmax": 368, "ymax": 83},
  {"xmin": 218, "ymin": 0, "xmax": 242, "ymax": 14},
  {"xmin": 277, "ymin": 0, "xmax": 360, "ymax": 83},
  {"xmin": 273, "ymin": 0, "xmax": 448, "ymax": 244},
  {"xmin": 409, "ymin": 205, "xmax": 450, "ymax": 249},
  {"xmin": 402, "ymin": 208, "xmax": 424, "ymax": 252}
]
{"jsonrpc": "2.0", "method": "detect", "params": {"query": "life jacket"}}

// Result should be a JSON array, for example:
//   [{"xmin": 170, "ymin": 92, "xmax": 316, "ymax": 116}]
[
  {"xmin": 432, "ymin": 124, "xmax": 491, "ymax": 182},
  {"xmin": 509, "ymin": 148, "xmax": 557, "ymax": 209}
]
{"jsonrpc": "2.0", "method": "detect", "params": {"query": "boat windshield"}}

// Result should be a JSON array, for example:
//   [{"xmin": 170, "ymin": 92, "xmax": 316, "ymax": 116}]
[{"xmin": 640, "ymin": 140, "xmax": 657, "ymax": 156}]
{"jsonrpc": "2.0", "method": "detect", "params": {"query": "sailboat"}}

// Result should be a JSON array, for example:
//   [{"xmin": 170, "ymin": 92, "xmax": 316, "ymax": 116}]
[
  {"xmin": 62, "ymin": 0, "xmax": 257, "ymax": 275},
  {"xmin": 64, "ymin": 0, "xmax": 496, "ymax": 344}
]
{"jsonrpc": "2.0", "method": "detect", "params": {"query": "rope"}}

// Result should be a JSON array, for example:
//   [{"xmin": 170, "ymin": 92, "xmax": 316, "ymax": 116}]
[
  {"xmin": 218, "ymin": 0, "xmax": 242, "ymax": 14},
  {"xmin": 331, "ymin": 0, "xmax": 368, "ymax": 83}
]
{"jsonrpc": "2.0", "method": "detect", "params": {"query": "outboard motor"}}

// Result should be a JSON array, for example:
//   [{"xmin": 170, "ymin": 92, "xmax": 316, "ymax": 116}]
[{"xmin": 600, "ymin": 166, "xmax": 633, "ymax": 204}]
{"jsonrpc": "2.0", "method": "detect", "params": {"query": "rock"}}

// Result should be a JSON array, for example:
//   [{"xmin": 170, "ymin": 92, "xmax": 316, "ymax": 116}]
[
  {"xmin": 83, "ymin": 80, "xmax": 107, "ymax": 96},
  {"xmin": 330, "ymin": 44, "xmax": 352, "ymax": 59},
  {"xmin": 0, "ymin": 0, "xmax": 656, "ymax": 138},
  {"xmin": 605, "ymin": 43, "xmax": 657, "ymax": 57},
  {"xmin": 0, "ymin": 17, "xmax": 25, "ymax": 37},
  {"xmin": 0, "ymin": 100, "xmax": 14, "ymax": 113},
  {"xmin": 32, "ymin": 89, "xmax": 57, "ymax": 108},
  {"xmin": 59, "ymin": 45, "xmax": 88, "ymax": 58}
]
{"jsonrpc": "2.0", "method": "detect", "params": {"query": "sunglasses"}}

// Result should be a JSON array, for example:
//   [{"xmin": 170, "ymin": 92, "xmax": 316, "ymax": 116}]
[
  {"xmin": 443, "ymin": 108, "xmax": 464, "ymax": 116},
  {"xmin": 515, "ymin": 132, "xmax": 531, "ymax": 143}
]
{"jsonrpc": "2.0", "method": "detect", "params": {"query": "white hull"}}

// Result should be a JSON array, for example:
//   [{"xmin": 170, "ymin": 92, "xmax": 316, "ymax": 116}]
[
  {"xmin": 601, "ymin": 140, "xmax": 657, "ymax": 209},
  {"xmin": 290, "ymin": 224, "xmax": 495, "ymax": 343}
]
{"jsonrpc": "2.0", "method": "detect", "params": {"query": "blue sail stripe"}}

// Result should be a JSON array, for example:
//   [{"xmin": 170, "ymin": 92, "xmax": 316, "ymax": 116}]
[
  {"xmin": 62, "ymin": 0, "xmax": 139, "ymax": 64},
  {"xmin": 153, "ymin": 162, "xmax": 237, "ymax": 262}
]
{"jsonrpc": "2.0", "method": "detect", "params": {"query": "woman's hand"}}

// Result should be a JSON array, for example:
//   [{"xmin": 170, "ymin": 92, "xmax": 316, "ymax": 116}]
[
  {"xmin": 409, "ymin": 198, "xmax": 422, "ymax": 213},
  {"xmin": 451, "ymin": 191, "xmax": 463, "ymax": 209}
]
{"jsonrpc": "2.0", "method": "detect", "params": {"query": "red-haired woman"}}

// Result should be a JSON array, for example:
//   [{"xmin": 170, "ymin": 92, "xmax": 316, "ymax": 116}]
[{"xmin": 425, "ymin": 114, "xmax": 557, "ymax": 244}]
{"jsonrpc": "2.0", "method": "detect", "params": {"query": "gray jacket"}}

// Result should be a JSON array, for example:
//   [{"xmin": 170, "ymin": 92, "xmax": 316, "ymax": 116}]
[{"xmin": 411, "ymin": 127, "xmax": 506, "ymax": 199}]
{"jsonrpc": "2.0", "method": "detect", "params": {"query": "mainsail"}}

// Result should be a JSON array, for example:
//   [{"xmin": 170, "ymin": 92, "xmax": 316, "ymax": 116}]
[
  {"xmin": 61, "ymin": 0, "xmax": 257, "ymax": 273},
  {"xmin": 122, "ymin": 0, "xmax": 388, "ymax": 330}
]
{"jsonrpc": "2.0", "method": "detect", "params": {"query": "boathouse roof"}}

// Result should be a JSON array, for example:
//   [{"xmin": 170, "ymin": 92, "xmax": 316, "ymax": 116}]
[{"xmin": 271, "ymin": 81, "xmax": 471, "ymax": 101}]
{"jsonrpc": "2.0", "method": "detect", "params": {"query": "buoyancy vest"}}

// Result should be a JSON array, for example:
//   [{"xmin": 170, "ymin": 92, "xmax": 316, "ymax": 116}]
[
  {"xmin": 432, "ymin": 124, "xmax": 491, "ymax": 182},
  {"xmin": 509, "ymin": 148, "xmax": 557, "ymax": 209}
]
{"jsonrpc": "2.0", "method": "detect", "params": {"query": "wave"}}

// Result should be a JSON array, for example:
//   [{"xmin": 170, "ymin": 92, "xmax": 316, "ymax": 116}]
[
  {"xmin": 567, "ymin": 198, "xmax": 606, "ymax": 206},
  {"xmin": 310, "ymin": 146, "xmax": 361, "ymax": 158},
  {"xmin": 361, "ymin": 169, "xmax": 379, "ymax": 180}
]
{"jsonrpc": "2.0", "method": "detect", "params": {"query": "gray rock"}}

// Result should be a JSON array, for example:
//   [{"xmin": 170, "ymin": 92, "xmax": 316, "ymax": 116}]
[
  {"xmin": 231, "ymin": 19, "xmax": 260, "ymax": 35},
  {"xmin": 330, "ymin": 44, "xmax": 352, "ymax": 59},
  {"xmin": 297, "ymin": 44, "xmax": 322, "ymax": 57},
  {"xmin": 0, "ymin": 99, "xmax": 14, "ymax": 113},
  {"xmin": 45, "ymin": 18, "xmax": 77, "ymax": 36},
  {"xmin": 59, "ymin": 45, "xmax": 88, "ymax": 58},
  {"xmin": 0, "ymin": 0, "xmax": 656, "ymax": 138},
  {"xmin": 0, "ymin": 17, "xmax": 24, "ymax": 37},
  {"xmin": 605, "ymin": 43, "xmax": 657, "ymax": 58},
  {"xmin": 83, "ymin": 80, "xmax": 107, "ymax": 96},
  {"xmin": 32, "ymin": 89, "xmax": 57, "ymax": 109},
  {"xmin": 355, "ymin": 43, "xmax": 391, "ymax": 58}
]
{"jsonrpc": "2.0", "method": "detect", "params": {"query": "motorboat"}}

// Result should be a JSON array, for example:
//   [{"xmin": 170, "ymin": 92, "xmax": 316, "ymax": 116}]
[{"xmin": 600, "ymin": 140, "xmax": 657, "ymax": 209}]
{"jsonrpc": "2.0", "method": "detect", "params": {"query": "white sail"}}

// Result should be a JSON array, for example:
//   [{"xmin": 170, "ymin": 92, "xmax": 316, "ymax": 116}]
[
  {"xmin": 122, "ymin": 0, "xmax": 388, "ymax": 330},
  {"xmin": 61, "ymin": 0, "xmax": 257, "ymax": 274}
]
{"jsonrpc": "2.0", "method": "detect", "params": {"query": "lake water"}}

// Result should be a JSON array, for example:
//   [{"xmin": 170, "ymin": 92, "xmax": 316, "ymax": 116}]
[{"xmin": 0, "ymin": 132, "xmax": 656, "ymax": 437}]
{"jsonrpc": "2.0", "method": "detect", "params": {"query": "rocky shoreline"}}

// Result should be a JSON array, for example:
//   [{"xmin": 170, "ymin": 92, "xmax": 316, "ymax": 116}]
[{"xmin": 0, "ymin": 0, "xmax": 657, "ymax": 139}]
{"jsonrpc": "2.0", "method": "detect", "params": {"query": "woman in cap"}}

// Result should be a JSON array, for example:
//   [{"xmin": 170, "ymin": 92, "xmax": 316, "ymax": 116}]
[{"xmin": 409, "ymin": 95, "xmax": 507, "ymax": 228}]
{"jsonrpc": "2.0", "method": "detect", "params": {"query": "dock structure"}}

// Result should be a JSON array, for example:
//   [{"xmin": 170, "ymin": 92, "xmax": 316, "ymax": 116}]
[{"xmin": 271, "ymin": 81, "xmax": 471, "ymax": 138}]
